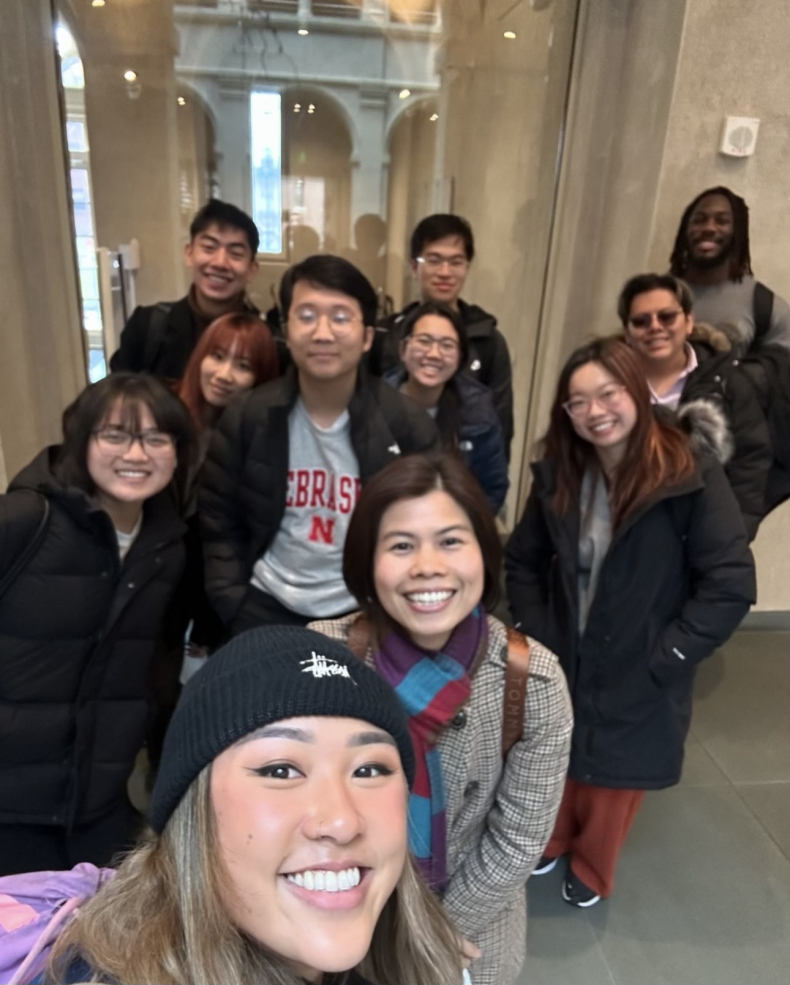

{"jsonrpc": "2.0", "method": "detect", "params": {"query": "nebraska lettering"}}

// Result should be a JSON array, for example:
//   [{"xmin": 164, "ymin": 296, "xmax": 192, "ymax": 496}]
[{"xmin": 285, "ymin": 469, "xmax": 361, "ymax": 515}]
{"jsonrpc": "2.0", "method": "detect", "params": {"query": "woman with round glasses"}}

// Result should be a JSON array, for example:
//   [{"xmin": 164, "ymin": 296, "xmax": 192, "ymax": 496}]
[
  {"xmin": 505, "ymin": 336, "xmax": 755, "ymax": 907},
  {"xmin": 0, "ymin": 373, "xmax": 195, "ymax": 875},
  {"xmin": 383, "ymin": 301, "xmax": 508, "ymax": 512},
  {"xmin": 618, "ymin": 272, "xmax": 772, "ymax": 540}
]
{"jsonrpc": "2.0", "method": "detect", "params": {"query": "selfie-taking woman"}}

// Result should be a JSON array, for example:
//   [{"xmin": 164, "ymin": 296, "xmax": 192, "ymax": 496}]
[
  {"xmin": 43, "ymin": 626, "xmax": 464, "ymax": 985},
  {"xmin": 146, "ymin": 312, "xmax": 281, "ymax": 774},
  {"xmin": 506, "ymin": 337, "xmax": 755, "ymax": 907},
  {"xmin": 383, "ymin": 303, "xmax": 509, "ymax": 512},
  {"xmin": 0, "ymin": 374, "xmax": 194, "ymax": 876},
  {"xmin": 310, "ymin": 453, "xmax": 573, "ymax": 985},
  {"xmin": 617, "ymin": 272, "xmax": 772, "ymax": 540}
]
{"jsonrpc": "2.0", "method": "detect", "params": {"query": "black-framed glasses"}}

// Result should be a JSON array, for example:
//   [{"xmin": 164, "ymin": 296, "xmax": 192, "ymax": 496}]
[
  {"xmin": 627, "ymin": 309, "xmax": 684, "ymax": 331},
  {"xmin": 408, "ymin": 333, "xmax": 460, "ymax": 357},
  {"xmin": 92, "ymin": 427, "xmax": 176, "ymax": 456},
  {"xmin": 562, "ymin": 384, "xmax": 628, "ymax": 420}
]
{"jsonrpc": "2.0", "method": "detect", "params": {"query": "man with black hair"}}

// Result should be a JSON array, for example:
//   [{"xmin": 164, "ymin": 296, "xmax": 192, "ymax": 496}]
[
  {"xmin": 370, "ymin": 214, "xmax": 514, "ymax": 457},
  {"xmin": 110, "ymin": 199, "xmax": 261, "ymax": 383},
  {"xmin": 670, "ymin": 186, "xmax": 790, "ymax": 511},
  {"xmin": 199, "ymin": 255, "xmax": 437, "ymax": 633},
  {"xmin": 669, "ymin": 187, "xmax": 790, "ymax": 354}
]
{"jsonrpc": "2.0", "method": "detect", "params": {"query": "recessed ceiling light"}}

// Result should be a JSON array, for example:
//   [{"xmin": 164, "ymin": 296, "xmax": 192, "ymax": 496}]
[
  {"xmin": 92, "ymin": 0, "xmax": 106, "ymax": 7},
  {"xmin": 177, "ymin": 96, "xmax": 186, "ymax": 106},
  {"xmin": 298, "ymin": 28, "xmax": 309, "ymax": 36},
  {"xmin": 294, "ymin": 103, "xmax": 301, "ymax": 113},
  {"xmin": 504, "ymin": 30, "xmax": 517, "ymax": 39},
  {"xmin": 430, "ymin": 113, "xmax": 439, "ymax": 122},
  {"xmin": 307, "ymin": 104, "xmax": 315, "ymax": 114},
  {"xmin": 399, "ymin": 89, "xmax": 411, "ymax": 99},
  {"xmin": 123, "ymin": 69, "xmax": 137, "ymax": 82}
]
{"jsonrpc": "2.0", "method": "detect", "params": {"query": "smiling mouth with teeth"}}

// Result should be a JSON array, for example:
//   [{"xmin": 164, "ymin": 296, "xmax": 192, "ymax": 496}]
[
  {"xmin": 285, "ymin": 866, "xmax": 362, "ymax": 892},
  {"xmin": 405, "ymin": 590, "xmax": 454, "ymax": 605}
]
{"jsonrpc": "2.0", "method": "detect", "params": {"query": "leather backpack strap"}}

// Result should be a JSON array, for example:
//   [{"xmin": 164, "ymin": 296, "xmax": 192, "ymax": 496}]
[
  {"xmin": 346, "ymin": 613, "xmax": 372, "ymax": 663},
  {"xmin": 502, "ymin": 626, "xmax": 531, "ymax": 757}
]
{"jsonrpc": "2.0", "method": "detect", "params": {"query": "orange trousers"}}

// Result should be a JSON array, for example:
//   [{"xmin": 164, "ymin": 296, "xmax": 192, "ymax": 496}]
[{"xmin": 545, "ymin": 777, "xmax": 645, "ymax": 898}]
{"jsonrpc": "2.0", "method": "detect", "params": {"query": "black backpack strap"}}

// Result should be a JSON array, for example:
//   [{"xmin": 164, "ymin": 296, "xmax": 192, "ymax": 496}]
[
  {"xmin": 142, "ymin": 302, "xmax": 174, "ymax": 372},
  {"xmin": 753, "ymin": 282, "xmax": 774, "ymax": 344},
  {"xmin": 0, "ymin": 493, "xmax": 50, "ymax": 602}
]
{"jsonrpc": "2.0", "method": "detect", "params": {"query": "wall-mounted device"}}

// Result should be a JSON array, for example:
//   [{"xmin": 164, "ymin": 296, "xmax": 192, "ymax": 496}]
[{"xmin": 719, "ymin": 116, "xmax": 760, "ymax": 158}]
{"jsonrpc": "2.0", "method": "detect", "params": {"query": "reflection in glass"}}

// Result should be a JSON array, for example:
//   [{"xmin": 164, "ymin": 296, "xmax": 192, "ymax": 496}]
[{"xmin": 251, "ymin": 91, "xmax": 284, "ymax": 255}]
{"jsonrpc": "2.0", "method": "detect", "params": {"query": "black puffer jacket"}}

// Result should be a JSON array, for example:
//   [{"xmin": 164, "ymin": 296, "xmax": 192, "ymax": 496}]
[
  {"xmin": 505, "ymin": 457, "xmax": 755, "ymax": 790},
  {"xmin": 0, "ymin": 449, "xmax": 186, "ymax": 827},
  {"xmin": 199, "ymin": 368, "xmax": 438, "ymax": 624},
  {"xmin": 673, "ymin": 340, "xmax": 772, "ymax": 540},
  {"xmin": 370, "ymin": 299, "xmax": 514, "ymax": 456}
]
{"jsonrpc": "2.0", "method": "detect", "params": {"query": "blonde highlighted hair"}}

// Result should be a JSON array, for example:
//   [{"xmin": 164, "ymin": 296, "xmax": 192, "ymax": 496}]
[{"xmin": 48, "ymin": 767, "xmax": 463, "ymax": 985}]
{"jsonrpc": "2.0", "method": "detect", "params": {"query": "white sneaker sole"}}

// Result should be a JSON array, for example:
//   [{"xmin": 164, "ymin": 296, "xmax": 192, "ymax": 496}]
[
  {"xmin": 532, "ymin": 856, "xmax": 560, "ymax": 875},
  {"xmin": 561, "ymin": 881, "xmax": 601, "ymax": 907}
]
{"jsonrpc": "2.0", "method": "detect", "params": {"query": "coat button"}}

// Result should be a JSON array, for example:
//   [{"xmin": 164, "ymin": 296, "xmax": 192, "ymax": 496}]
[
  {"xmin": 451, "ymin": 709, "xmax": 467, "ymax": 729},
  {"xmin": 155, "ymin": 557, "xmax": 163, "ymax": 566},
  {"xmin": 127, "ymin": 581, "xmax": 136, "ymax": 589},
  {"xmin": 464, "ymin": 782, "xmax": 478, "ymax": 797},
  {"xmin": 100, "ymin": 571, "xmax": 109, "ymax": 580}
]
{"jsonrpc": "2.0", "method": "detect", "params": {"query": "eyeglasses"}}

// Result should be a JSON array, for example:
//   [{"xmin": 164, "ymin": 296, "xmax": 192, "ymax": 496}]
[
  {"xmin": 408, "ymin": 333, "xmax": 460, "ymax": 357},
  {"xmin": 563, "ymin": 384, "xmax": 628, "ymax": 420},
  {"xmin": 416, "ymin": 253, "xmax": 469, "ymax": 273},
  {"xmin": 291, "ymin": 305, "xmax": 361, "ymax": 335},
  {"xmin": 627, "ymin": 309, "xmax": 684, "ymax": 331},
  {"xmin": 92, "ymin": 428, "xmax": 176, "ymax": 456}
]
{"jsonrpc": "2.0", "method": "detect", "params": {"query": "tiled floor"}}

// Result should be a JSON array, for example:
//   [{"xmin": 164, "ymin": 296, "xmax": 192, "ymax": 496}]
[{"xmin": 519, "ymin": 630, "xmax": 790, "ymax": 985}]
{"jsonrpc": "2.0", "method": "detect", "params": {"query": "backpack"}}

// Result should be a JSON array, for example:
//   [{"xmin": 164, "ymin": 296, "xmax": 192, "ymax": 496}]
[
  {"xmin": 346, "ymin": 616, "xmax": 531, "ymax": 757},
  {"xmin": 0, "ymin": 864, "xmax": 114, "ymax": 985},
  {"xmin": 141, "ymin": 302, "xmax": 174, "ymax": 373},
  {"xmin": 752, "ymin": 281, "xmax": 774, "ymax": 344},
  {"xmin": 0, "ymin": 492, "xmax": 50, "ymax": 603}
]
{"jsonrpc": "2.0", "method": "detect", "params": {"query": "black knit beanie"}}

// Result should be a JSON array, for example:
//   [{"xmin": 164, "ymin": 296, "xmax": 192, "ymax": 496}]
[{"xmin": 149, "ymin": 626, "xmax": 415, "ymax": 833}]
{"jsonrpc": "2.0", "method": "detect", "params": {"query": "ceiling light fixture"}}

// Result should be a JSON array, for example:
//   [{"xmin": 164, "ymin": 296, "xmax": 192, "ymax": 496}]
[
  {"xmin": 504, "ymin": 30, "xmax": 517, "ymax": 39},
  {"xmin": 294, "ymin": 103, "xmax": 301, "ymax": 113},
  {"xmin": 307, "ymin": 104, "xmax": 315, "ymax": 114},
  {"xmin": 92, "ymin": 0, "xmax": 106, "ymax": 7},
  {"xmin": 399, "ymin": 89, "xmax": 410, "ymax": 99},
  {"xmin": 177, "ymin": 96, "xmax": 186, "ymax": 106},
  {"xmin": 298, "ymin": 28, "xmax": 309, "ymax": 36},
  {"xmin": 429, "ymin": 113, "xmax": 439, "ymax": 122}
]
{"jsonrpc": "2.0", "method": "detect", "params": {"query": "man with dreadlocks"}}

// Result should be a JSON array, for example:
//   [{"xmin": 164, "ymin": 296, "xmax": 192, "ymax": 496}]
[
  {"xmin": 669, "ymin": 186, "xmax": 790, "ymax": 512},
  {"xmin": 669, "ymin": 186, "xmax": 790, "ymax": 354}
]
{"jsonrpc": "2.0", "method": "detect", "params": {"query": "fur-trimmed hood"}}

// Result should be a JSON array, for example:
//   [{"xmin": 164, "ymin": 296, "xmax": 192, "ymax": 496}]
[{"xmin": 676, "ymin": 397, "xmax": 734, "ymax": 465}]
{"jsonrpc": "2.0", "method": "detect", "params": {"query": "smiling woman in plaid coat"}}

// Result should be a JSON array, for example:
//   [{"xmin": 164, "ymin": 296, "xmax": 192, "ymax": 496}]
[{"xmin": 310, "ymin": 453, "xmax": 572, "ymax": 985}]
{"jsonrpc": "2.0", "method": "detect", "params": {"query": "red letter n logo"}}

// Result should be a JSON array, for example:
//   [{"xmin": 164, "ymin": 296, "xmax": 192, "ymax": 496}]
[{"xmin": 308, "ymin": 516, "xmax": 336, "ymax": 545}]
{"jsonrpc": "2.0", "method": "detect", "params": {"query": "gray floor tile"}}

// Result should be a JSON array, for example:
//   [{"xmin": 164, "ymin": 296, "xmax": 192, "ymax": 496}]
[
  {"xmin": 585, "ymin": 785, "xmax": 790, "ymax": 985},
  {"xmin": 678, "ymin": 731, "xmax": 729, "ymax": 787},
  {"xmin": 523, "ymin": 868, "xmax": 615, "ymax": 985},
  {"xmin": 691, "ymin": 637, "xmax": 790, "ymax": 783},
  {"xmin": 736, "ymin": 781, "xmax": 790, "ymax": 860}
]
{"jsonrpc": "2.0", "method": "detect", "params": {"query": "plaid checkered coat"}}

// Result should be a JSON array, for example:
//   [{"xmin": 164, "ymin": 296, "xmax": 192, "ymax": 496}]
[{"xmin": 309, "ymin": 613, "xmax": 573, "ymax": 985}]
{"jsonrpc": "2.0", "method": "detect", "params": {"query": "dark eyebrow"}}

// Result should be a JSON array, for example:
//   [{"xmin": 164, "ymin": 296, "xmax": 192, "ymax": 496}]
[
  {"xmin": 347, "ymin": 730, "xmax": 397, "ymax": 749},
  {"xmin": 381, "ymin": 523, "xmax": 470, "ymax": 541}
]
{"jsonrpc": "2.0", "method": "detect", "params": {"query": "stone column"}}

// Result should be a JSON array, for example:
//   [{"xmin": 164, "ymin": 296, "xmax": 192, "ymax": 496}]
[{"xmin": 0, "ymin": 0, "xmax": 85, "ymax": 486}]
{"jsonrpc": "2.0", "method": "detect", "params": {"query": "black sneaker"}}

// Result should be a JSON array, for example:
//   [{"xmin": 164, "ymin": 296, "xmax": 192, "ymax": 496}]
[
  {"xmin": 561, "ymin": 870, "xmax": 601, "ymax": 907},
  {"xmin": 532, "ymin": 854, "xmax": 560, "ymax": 875}
]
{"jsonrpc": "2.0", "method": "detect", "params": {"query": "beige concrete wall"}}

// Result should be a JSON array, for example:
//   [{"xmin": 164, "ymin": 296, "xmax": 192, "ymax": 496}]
[
  {"xmin": 437, "ymin": 0, "xmax": 580, "ymax": 525},
  {"xmin": 647, "ymin": 0, "xmax": 790, "ymax": 611},
  {"xmin": 525, "ymin": 0, "xmax": 790, "ymax": 612},
  {"xmin": 0, "ymin": 0, "xmax": 86, "ymax": 488}
]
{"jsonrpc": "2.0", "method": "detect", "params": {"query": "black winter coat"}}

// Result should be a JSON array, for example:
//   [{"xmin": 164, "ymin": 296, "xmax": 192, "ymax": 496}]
[
  {"xmin": 0, "ymin": 449, "xmax": 186, "ymax": 827},
  {"xmin": 199, "ymin": 368, "xmax": 438, "ymax": 624},
  {"xmin": 383, "ymin": 366, "xmax": 509, "ymax": 512},
  {"xmin": 674, "ymin": 340, "xmax": 772, "ymax": 540},
  {"xmin": 369, "ymin": 299, "xmax": 514, "ymax": 456},
  {"xmin": 109, "ymin": 294, "xmax": 263, "ymax": 382},
  {"xmin": 505, "ymin": 457, "xmax": 755, "ymax": 790}
]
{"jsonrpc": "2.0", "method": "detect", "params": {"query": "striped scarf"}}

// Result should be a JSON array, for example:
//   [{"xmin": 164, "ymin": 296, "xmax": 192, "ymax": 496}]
[{"xmin": 373, "ymin": 608, "xmax": 487, "ymax": 890}]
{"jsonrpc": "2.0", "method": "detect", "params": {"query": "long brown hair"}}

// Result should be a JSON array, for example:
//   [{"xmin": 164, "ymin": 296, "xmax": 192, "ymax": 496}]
[
  {"xmin": 178, "ymin": 312, "xmax": 279, "ymax": 430},
  {"xmin": 48, "ymin": 767, "xmax": 463, "ymax": 985},
  {"xmin": 542, "ymin": 336, "xmax": 695, "ymax": 528}
]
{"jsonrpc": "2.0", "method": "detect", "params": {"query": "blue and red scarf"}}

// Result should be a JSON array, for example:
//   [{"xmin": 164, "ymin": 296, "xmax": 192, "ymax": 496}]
[{"xmin": 373, "ymin": 608, "xmax": 487, "ymax": 890}]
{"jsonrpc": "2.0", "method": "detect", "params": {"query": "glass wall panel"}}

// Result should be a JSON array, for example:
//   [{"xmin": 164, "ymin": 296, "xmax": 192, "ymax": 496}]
[{"xmin": 53, "ymin": 0, "xmax": 580, "ymax": 521}]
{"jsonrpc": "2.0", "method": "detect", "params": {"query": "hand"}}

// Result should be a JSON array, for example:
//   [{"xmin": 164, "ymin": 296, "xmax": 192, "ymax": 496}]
[{"xmin": 459, "ymin": 936, "xmax": 482, "ymax": 970}]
